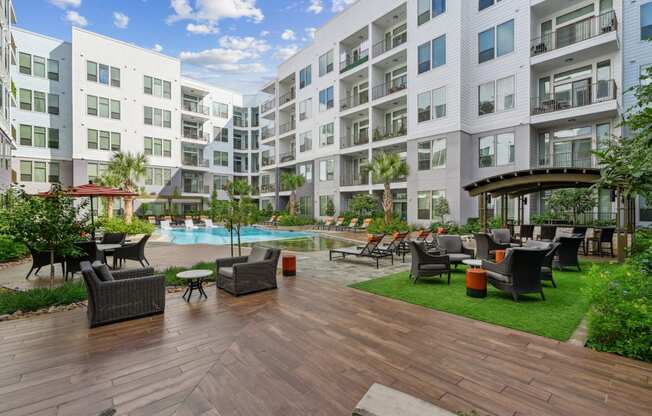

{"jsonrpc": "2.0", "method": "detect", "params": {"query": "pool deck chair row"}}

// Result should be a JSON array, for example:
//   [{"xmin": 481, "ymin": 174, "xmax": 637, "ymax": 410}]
[{"xmin": 328, "ymin": 234, "xmax": 394, "ymax": 269}]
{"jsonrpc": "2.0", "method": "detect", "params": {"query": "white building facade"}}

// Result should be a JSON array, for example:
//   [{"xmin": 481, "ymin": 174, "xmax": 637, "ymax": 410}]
[{"xmin": 0, "ymin": 0, "xmax": 16, "ymax": 187}]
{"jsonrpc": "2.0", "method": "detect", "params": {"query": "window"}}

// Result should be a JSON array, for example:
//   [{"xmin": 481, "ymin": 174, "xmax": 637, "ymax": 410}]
[
  {"xmin": 479, "ymin": 133, "xmax": 514, "ymax": 167},
  {"xmin": 34, "ymin": 91, "xmax": 46, "ymax": 113},
  {"xmin": 418, "ymin": 91, "xmax": 431, "ymax": 123},
  {"xmin": 596, "ymin": 123, "xmax": 611, "ymax": 150},
  {"xmin": 418, "ymin": 137, "xmax": 447, "ymax": 170},
  {"xmin": 88, "ymin": 129, "xmax": 98, "ymax": 149},
  {"xmin": 417, "ymin": 190, "xmax": 446, "ymax": 220},
  {"xmin": 144, "ymin": 137, "xmax": 172, "ymax": 157},
  {"xmin": 145, "ymin": 167, "xmax": 172, "ymax": 187},
  {"xmin": 418, "ymin": 42, "xmax": 430, "ymax": 74},
  {"xmin": 33, "ymin": 56, "xmax": 46, "ymax": 78},
  {"xmin": 49, "ymin": 162, "xmax": 60, "ymax": 183},
  {"xmin": 48, "ymin": 129, "xmax": 60, "ymax": 149},
  {"xmin": 213, "ymin": 102, "xmax": 229, "ymax": 118},
  {"xmin": 432, "ymin": 35, "xmax": 446, "ymax": 69},
  {"xmin": 299, "ymin": 65, "xmax": 312, "ymax": 89},
  {"xmin": 33, "ymin": 162, "xmax": 46, "ymax": 183},
  {"xmin": 163, "ymin": 139, "xmax": 171, "ymax": 157},
  {"xmin": 478, "ymin": 28, "xmax": 495, "ymax": 63},
  {"xmin": 432, "ymin": 0, "xmax": 446, "ymax": 17},
  {"xmin": 87, "ymin": 95, "xmax": 98, "ymax": 116},
  {"xmin": 215, "ymin": 127, "xmax": 229, "ymax": 142},
  {"xmin": 418, "ymin": 0, "xmax": 430, "ymax": 25},
  {"xmin": 144, "ymin": 75, "xmax": 172, "ymax": 98},
  {"xmin": 433, "ymin": 87, "xmax": 446, "ymax": 118},
  {"xmin": 19, "ymin": 89, "xmax": 32, "ymax": 111},
  {"xmin": 496, "ymin": 76, "xmax": 514, "ymax": 111},
  {"xmin": 319, "ymin": 123, "xmax": 334, "ymax": 146},
  {"xmin": 214, "ymin": 151, "xmax": 229, "ymax": 167},
  {"xmin": 19, "ymin": 125, "xmax": 32, "ymax": 146},
  {"xmin": 163, "ymin": 81, "xmax": 171, "ymax": 99},
  {"xmin": 144, "ymin": 76, "xmax": 153, "ymax": 94},
  {"xmin": 111, "ymin": 133, "xmax": 121, "ymax": 151},
  {"xmin": 110, "ymin": 100, "xmax": 121, "ymax": 120},
  {"xmin": 557, "ymin": 4, "xmax": 594, "ymax": 26},
  {"xmin": 319, "ymin": 159, "xmax": 334, "ymax": 181},
  {"xmin": 319, "ymin": 50, "xmax": 334, "ymax": 76},
  {"xmin": 479, "ymin": 0, "xmax": 499, "ymax": 11},
  {"xmin": 99, "ymin": 97, "xmax": 109, "ymax": 118},
  {"xmin": 478, "ymin": 81, "xmax": 495, "ymax": 115},
  {"xmin": 299, "ymin": 98, "xmax": 312, "ymax": 120},
  {"xmin": 87, "ymin": 61, "xmax": 97, "ymax": 82},
  {"xmin": 48, "ymin": 59, "xmax": 60, "ymax": 81},
  {"xmin": 48, "ymin": 94, "xmax": 60, "ymax": 115},
  {"xmin": 214, "ymin": 175, "xmax": 230, "ymax": 191},
  {"xmin": 87, "ymin": 162, "xmax": 108, "ymax": 183},
  {"xmin": 643, "ymin": 3, "xmax": 652, "ymax": 40},
  {"xmin": 144, "ymin": 106, "xmax": 171, "ymax": 127},
  {"xmin": 299, "ymin": 131, "xmax": 312, "ymax": 152},
  {"xmin": 111, "ymin": 67, "xmax": 121, "ymax": 87},
  {"xmin": 319, "ymin": 86, "xmax": 334, "ymax": 111},
  {"xmin": 418, "ymin": 87, "xmax": 446, "ymax": 122},
  {"xmin": 299, "ymin": 164, "xmax": 313, "ymax": 183},
  {"xmin": 19, "ymin": 52, "xmax": 31, "ymax": 75},
  {"xmin": 99, "ymin": 131, "xmax": 110, "ymax": 150},
  {"xmin": 99, "ymin": 64, "xmax": 109, "ymax": 85},
  {"xmin": 163, "ymin": 110, "xmax": 171, "ymax": 128},
  {"xmin": 33, "ymin": 127, "xmax": 46, "ymax": 147},
  {"xmin": 20, "ymin": 161, "xmax": 32, "ymax": 182},
  {"xmin": 319, "ymin": 195, "xmax": 333, "ymax": 216},
  {"xmin": 496, "ymin": 20, "xmax": 514, "ymax": 57}
]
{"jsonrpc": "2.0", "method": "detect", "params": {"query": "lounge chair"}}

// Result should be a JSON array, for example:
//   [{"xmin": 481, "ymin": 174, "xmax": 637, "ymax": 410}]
[
  {"xmin": 264, "ymin": 215, "xmax": 278, "ymax": 226},
  {"xmin": 490, "ymin": 228, "xmax": 522, "ymax": 247},
  {"xmin": 147, "ymin": 216, "xmax": 157, "ymax": 225},
  {"xmin": 482, "ymin": 247, "xmax": 549, "ymax": 301},
  {"xmin": 358, "ymin": 218, "xmax": 373, "ymax": 232},
  {"xmin": 216, "ymin": 246, "xmax": 281, "ymax": 296},
  {"xmin": 346, "ymin": 218, "xmax": 359, "ymax": 231},
  {"xmin": 436, "ymin": 235, "xmax": 474, "ymax": 266},
  {"xmin": 80, "ymin": 260, "xmax": 165, "ymax": 327},
  {"xmin": 587, "ymin": 227, "xmax": 615, "ymax": 257},
  {"xmin": 318, "ymin": 217, "xmax": 334, "ymax": 230},
  {"xmin": 329, "ymin": 234, "xmax": 394, "ymax": 269},
  {"xmin": 554, "ymin": 236, "xmax": 584, "ymax": 271},
  {"xmin": 474, "ymin": 233, "xmax": 511, "ymax": 261},
  {"xmin": 332, "ymin": 217, "xmax": 345, "ymax": 230},
  {"xmin": 184, "ymin": 219, "xmax": 196, "ymax": 230},
  {"xmin": 524, "ymin": 240, "xmax": 561, "ymax": 288},
  {"xmin": 25, "ymin": 246, "xmax": 66, "ymax": 280},
  {"xmin": 160, "ymin": 220, "xmax": 172, "ymax": 230},
  {"xmin": 112, "ymin": 234, "xmax": 151, "ymax": 269},
  {"xmin": 204, "ymin": 219, "xmax": 216, "ymax": 228},
  {"xmin": 379, "ymin": 231, "xmax": 410, "ymax": 262},
  {"xmin": 408, "ymin": 242, "xmax": 452, "ymax": 284}
]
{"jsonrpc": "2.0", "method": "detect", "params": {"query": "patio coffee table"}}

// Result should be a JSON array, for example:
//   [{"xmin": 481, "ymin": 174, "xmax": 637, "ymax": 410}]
[
  {"xmin": 462, "ymin": 259, "xmax": 482, "ymax": 268},
  {"xmin": 177, "ymin": 270, "xmax": 212, "ymax": 302}
]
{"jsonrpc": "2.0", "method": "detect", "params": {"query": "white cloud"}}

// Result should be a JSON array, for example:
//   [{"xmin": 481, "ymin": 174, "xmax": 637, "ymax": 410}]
[
  {"xmin": 273, "ymin": 44, "xmax": 299, "ymax": 61},
  {"xmin": 180, "ymin": 48, "xmax": 266, "ymax": 73},
  {"xmin": 332, "ymin": 0, "xmax": 357, "ymax": 12},
  {"xmin": 153, "ymin": 44, "xmax": 164, "ymax": 52},
  {"xmin": 64, "ymin": 10, "xmax": 88, "ymax": 26},
  {"xmin": 281, "ymin": 29, "xmax": 296, "ymax": 41},
  {"xmin": 167, "ymin": 0, "xmax": 264, "ymax": 25},
  {"xmin": 113, "ymin": 12, "xmax": 129, "ymax": 29},
  {"xmin": 307, "ymin": 0, "xmax": 323, "ymax": 14},
  {"xmin": 186, "ymin": 23, "xmax": 219, "ymax": 34},
  {"xmin": 49, "ymin": 0, "xmax": 81, "ymax": 9},
  {"xmin": 218, "ymin": 36, "xmax": 270, "ymax": 55},
  {"xmin": 305, "ymin": 27, "xmax": 316, "ymax": 40},
  {"xmin": 260, "ymin": 30, "xmax": 270, "ymax": 37}
]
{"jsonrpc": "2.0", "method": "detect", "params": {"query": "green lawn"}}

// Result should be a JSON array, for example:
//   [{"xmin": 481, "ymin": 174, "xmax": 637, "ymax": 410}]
[{"xmin": 351, "ymin": 263, "xmax": 603, "ymax": 341}]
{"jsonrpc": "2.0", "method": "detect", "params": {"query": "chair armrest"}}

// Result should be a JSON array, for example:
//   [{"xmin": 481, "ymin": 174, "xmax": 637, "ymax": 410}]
[
  {"xmin": 112, "ymin": 267, "xmax": 156, "ymax": 280},
  {"xmin": 482, "ymin": 260, "xmax": 508, "ymax": 275},
  {"xmin": 461, "ymin": 245, "xmax": 474, "ymax": 256},
  {"xmin": 419, "ymin": 254, "xmax": 450, "ymax": 267},
  {"xmin": 98, "ymin": 274, "xmax": 166, "ymax": 298},
  {"xmin": 233, "ymin": 259, "xmax": 277, "ymax": 273},
  {"xmin": 216, "ymin": 256, "xmax": 249, "ymax": 268}
]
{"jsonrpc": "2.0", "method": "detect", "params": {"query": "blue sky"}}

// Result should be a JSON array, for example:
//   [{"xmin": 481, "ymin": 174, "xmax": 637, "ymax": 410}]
[{"xmin": 15, "ymin": 0, "xmax": 358, "ymax": 93}]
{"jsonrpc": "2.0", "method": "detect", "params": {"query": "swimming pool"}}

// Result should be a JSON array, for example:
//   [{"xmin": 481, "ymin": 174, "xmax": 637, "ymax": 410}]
[{"xmin": 156, "ymin": 226, "xmax": 316, "ymax": 246}]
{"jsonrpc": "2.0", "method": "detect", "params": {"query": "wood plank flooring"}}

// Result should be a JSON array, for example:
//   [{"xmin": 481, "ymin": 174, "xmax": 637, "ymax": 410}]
[{"xmin": 0, "ymin": 276, "xmax": 650, "ymax": 416}]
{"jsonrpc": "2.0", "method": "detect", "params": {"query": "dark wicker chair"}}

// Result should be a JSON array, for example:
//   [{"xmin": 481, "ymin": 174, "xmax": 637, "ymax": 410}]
[
  {"xmin": 216, "ymin": 246, "xmax": 281, "ymax": 296},
  {"xmin": 571, "ymin": 226, "xmax": 588, "ymax": 255},
  {"xmin": 554, "ymin": 236, "xmax": 584, "ymax": 271},
  {"xmin": 482, "ymin": 247, "xmax": 549, "ymax": 301},
  {"xmin": 65, "ymin": 241, "xmax": 102, "ymax": 280},
  {"xmin": 516, "ymin": 224, "xmax": 534, "ymax": 241},
  {"xmin": 525, "ymin": 240, "xmax": 561, "ymax": 288},
  {"xmin": 436, "ymin": 235, "xmax": 474, "ymax": 266},
  {"xmin": 112, "ymin": 234, "xmax": 151, "ymax": 269},
  {"xmin": 26, "ymin": 246, "xmax": 66, "ymax": 280},
  {"xmin": 99, "ymin": 233, "xmax": 126, "ymax": 264},
  {"xmin": 474, "ymin": 233, "xmax": 510, "ymax": 261},
  {"xmin": 587, "ymin": 227, "xmax": 615, "ymax": 257},
  {"xmin": 539, "ymin": 225, "xmax": 557, "ymax": 241},
  {"xmin": 80, "ymin": 261, "xmax": 165, "ymax": 328},
  {"xmin": 490, "ymin": 228, "xmax": 522, "ymax": 247},
  {"xmin": 408, "ymin": 242, "xmax": 451, "ymax": 284}
]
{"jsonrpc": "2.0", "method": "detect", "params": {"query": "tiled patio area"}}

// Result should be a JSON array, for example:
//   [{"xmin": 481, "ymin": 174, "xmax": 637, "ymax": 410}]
[{"xmin": 0, "ymin": 271, "xmax": 650, "ymax": 416}]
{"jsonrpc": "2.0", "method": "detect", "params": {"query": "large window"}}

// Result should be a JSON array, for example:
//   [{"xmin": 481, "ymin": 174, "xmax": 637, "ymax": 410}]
[
  {"xmin": 19, "ymin": 124, "xmax": 59, "ymax": 149},
  {"xmin": 417, "ymin": 0, "xmax": 446, "ymax": 25},
  {"xmin": 213, "ymin": 151, "xmax": 229, "ymax": 167},
  {"xmin": 299, "ymin": 163, "xmax": 313, "ymax": 183},
  {"xmin": 19, "ymin": 52, "xmax": 31, "ymax": 75},
  {"xmin": 418, "ymin": 91, "xmax": 431, "ymax": 123},
  {"xmin": 319, "ymin": 159, "xmax": 334, "ymax": 181},
  {"xmin": 319, "ymin": 86, "xmax": 334, "ymax": 111},
  {"xmin": 33, "ymin": 56, "xmax": 46, "ymax": 78},
  {"xmin": 48, "ymin": 94, "xmax": 60, "ymax": 115},
  {"xmin": 144, "ymin": 137, "xmax": 172, "ymax": 157},
  {"xmin": 479, "ymin": 0, "xmax": 502, "ymax": 11},
  {"xmin": 418, "ymin": 137, "xmax": 447, "ymax": 170},
  {"xmin": 479, "ymin": 76, "xmax": 514, "ymax": 115},
  {"xmin": 144, "ymin": 106, "xmax": 172, "ymax": 128},
  {"xmin": 213, "ymin": 102, "xmax": 229, "ymax": 118},
  {"xmin": 145, "ymin": 167, "xmax": 172, "ymax": 187},
  {"xmin": 478, "ymin": 81, "xmax": 495, "ymax": 115},
  {"xmin": 87, "ymin": 61, "xmax": 120, "ymax": 87},
  {"xmin": 319, "ymin": 123, "xmax": 334, "ymax": 146},
  {"xmin": 418, "ymin": 87, "xmax": 446, "ymax": 122},
  {"xmin": 479, "ymin": 133, "xmax": 514, "ymax": 167},
  {"xmin": 48, "ymin": 59, "xmax": 60, "ymax": 81},
  {"xmin": 479, "ymin": 20, "xmax": 514, "ymax": 63},
  {"xmin": 319, "ymin": 50, "xmax": 334, "ymax": 76},
  {"xmin": 643, "ymin": 3, "xmax": 652, "ymax": 40},
  {"xmin": 88, "ymin": 95, "xmax": 120, "ymax": 119},
  {"xmin": 417, "ymin": 42, "xmax": 431, "ymax": 74},
  {"xmin": 432, "ymin": 35, "xmax": 446, "ymax": 69},
  {"xmin": 299, "ymin": 131, "xmax": 313, "ymax": 152},
  {"xmin": 299, "ymin": 65, "xmax": 312, "ymax": 89},
  {"xmin": 496, "ymin": 75, "xmax": 515, "ymax": 112},
  {"xmin": 87, "ymin": 129, "xmax": 120, "ymax": 151},
  {"xmin": 299, "ymin": 98, "xmax": 312, "ymax": 121},
  {"xmin": 478, "ymin": 28, "xmax": 495, "ymax": 63},
  {"xmin": 34, "ymin": 91, "xmax": 46, "ymax": 113},
  {"xmin": 319, "ymin": 195, "xmax": 333, "ymax": 216},
  {"xmin": 417, "ymin": 190, "xmax": 446, "ymax": 220},
  {"xmin": 19, "ymin": 160, "xmax": 59, "ymax": 183},
  {"xmin": 19, "ymin": 89, "xmax": 32, "ymax": 111},
  {"xmin": 144, "ymin": 75, "xmax": 172, "ymax": 99}
]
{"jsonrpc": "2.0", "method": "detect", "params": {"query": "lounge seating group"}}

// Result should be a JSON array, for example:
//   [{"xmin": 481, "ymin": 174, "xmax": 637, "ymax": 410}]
[
  {"xmin": 481, "ymin": 247, "xmax": 549, "ymax": 301},
  {"xmin": 216, "ymin": 246, "xmax": 281, "ymax": 296}
]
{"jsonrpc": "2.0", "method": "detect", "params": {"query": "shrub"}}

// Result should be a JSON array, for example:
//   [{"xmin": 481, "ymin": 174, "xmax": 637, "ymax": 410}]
[
  {"xmin": 164, "ymin": 262, "xmax": 216, "ymax": 286},
  {"xmin": 367, "ymin": 218, "xmax": 411, "ymax": 234},
  {"xmin": 277, "ymin": 215, "xmax": 314, "ymax": 226},
  {"xmin": 97, "ymin": 217, "xmax": 155, "ymax": 235},
  {"xmin": 0, "ymin": 282, "xmax": 87, "ymax": 315},
  {"xmin": 0, "ymin": 235, "xmax": 29, "ymax": 263}
]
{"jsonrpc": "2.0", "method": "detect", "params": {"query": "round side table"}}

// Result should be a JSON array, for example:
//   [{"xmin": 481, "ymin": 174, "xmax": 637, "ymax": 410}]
[
  {"xmin": 466, "ymin": 268, "xmax": 487, "ymax": 299},
  {"xmin": 282, "ymin": 255, "xmax": 296, "ymax": 277},
  {"xmin": 177, "ymin": 270, "xmax": 212, "ymax": 302}
]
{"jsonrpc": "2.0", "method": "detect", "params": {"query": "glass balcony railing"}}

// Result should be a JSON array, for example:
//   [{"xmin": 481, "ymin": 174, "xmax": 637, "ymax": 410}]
[
  {"xmin": 372, "ymin": 75, "xmax": 407, "ymax": 100},
  {"xmin": 531, "ymin": 80, "xmax": 617, "ymax": 115},
  {"xmin": 261, "ymin": 126, "xmax": 275, "ymax": 140},
  {"xmin": 279, "ymin": 150, "xmax": 296, "ymax": 163},
  {"xmin": 182, "ymin": 101, "xmax": 210, "ymax": 116},
  {"xmin": 535, "ymin": 152, "xmax": 595, "ymax": 169},
  {"xmin": 182, "ymin": 130, "xmax": 210, "ymax": 142},
  {"xmin": 182, "ymin": 158, "xmax": 210, "ymax": 168},
  {"xmin": 530, "ymin": 10, "xmax": 617, "ymax": 57},
  {"xmin": 341, "ymin": 175, "xmax": 369, "ymax": 187}
]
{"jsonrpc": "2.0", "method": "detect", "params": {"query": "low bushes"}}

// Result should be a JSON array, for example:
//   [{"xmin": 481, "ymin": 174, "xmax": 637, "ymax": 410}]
[
  {"xmin": 0, "ymin": 282, "xmax": 87, "ymax": 315},
  {"xmin": 367, "ymin": 218, "xmax": 411, "ymax": 234},
  {"xmin": 0, "ymin": 235, "xmax": 29, "ymax": 263},
  {"xmin": 277, "ymin": 215, "xmax": 314, "ymax": 227},
  {"xmin": 97, "ymin": 217, "xmax": 155, "ymax": 235},
  {"xmin": 163, "ymin": 262, "xmax": 216, "ymax": 286}
]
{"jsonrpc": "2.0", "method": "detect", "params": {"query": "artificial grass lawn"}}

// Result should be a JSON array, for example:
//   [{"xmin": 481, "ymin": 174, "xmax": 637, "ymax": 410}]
[
  {"xmin": 163, "ymin": 262, "xmax": 216, "ymax": 286},
  {"xmin": 351, "ymin": 262, "xmax": 603, "ymax": 341}
]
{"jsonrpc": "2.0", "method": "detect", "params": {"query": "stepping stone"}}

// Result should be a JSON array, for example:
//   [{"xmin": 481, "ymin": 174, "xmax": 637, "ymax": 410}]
[{"xmin": 353, "ymin": 383, "xmax": 455, "ymax": 416}]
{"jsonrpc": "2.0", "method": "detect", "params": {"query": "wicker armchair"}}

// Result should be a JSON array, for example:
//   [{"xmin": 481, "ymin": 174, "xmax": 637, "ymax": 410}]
[
  {"xmin": 435, "ymin": 235, "xmax": 474, "ymax": 266},
  {"xmin": 490, "ymin": 228, "xmax": 522, "ymax": 247},
  {"xmin": 26, "ymin": 246, "xmax": 66, "ymax": 280},
  {"xmin": 80, "ymin": 261, "xmax": 165, "ymax": 328},
  {"xmin": 216, "ymin": 247, "xmax": 281, "ymax": 296},
  {"xmin": 482, "ymin": 248, "xmax": 548, "ymax": 301},
  {"xmin": 112, "ymin": 234, "xmax": 151, "ymax": 268},
  {"xmin": 554, "ymin": 236, "xmax": 584, "ymax": 271},
  {"xmin": 474, "ymin": 233, "xmax": 510, "ymax": 261},
  {"xmin": 408, "ymin": 242, "xmax": 451, "ymax": 284}
]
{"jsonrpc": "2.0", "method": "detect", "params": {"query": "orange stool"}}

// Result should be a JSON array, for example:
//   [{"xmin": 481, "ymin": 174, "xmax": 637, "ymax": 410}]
[
  {"xmin": 495, "ymin": 250, "xmax": 506, "ymax": 262},
  {"xmin": 466, "ymin": 268, "xmax": 487, "ymax": 298},
  {"xmin": 282, "ymin": 255, "xmax": 296, "ymax": 277}
]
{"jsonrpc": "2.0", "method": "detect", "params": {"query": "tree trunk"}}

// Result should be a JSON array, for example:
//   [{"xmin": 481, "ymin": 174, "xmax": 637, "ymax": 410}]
[
  {"xmin": 237, "ymin": 226, "xmax": 242, "ymax": 256},
  {"xmin": 383, "ymin": 182, "xmax": 393, "ymax": 224},
  {"xmin": 289, "ymin": 191, "xmax": 296, "ymax": 216},
  {"xmin": 49, "ymin": 249, "xmax": 55, "ymax": 289},
  {"xmin": 230, "ymin": 225, "xmax": 234, "ymax": 257},
  {"xmin": 106, "ymin": 197, "xmax": 114, "ymax": 218},
  {"xmin": 124, "ymin": 197, "xmax": 134, "ymax": 224}
]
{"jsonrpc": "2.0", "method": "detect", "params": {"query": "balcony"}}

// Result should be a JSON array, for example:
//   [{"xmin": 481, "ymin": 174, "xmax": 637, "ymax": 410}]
[
  {"xmin": 182, "ymin": 101, "xmax": 210, "ymax": 116},
  {"xmin": 372, "ymin": 32, "xmax": 407, "ymax": 58},
  {"xmin": 535, "ymin": 152, "xmax": 595, "ymax": 169},
  {"xmin": 530, "ymin": 11, "xmax": 617, "ymax": 57},
  {"xmin": 340, "ymin": 93, "xmax": 369, "ymax": 111},
  {"xmin": 531, "ymin": 80, "xmax": 617, "ymax": 116},
  {"xmin": 372, "ymin": 75, "xmax": 407, "ymax": 100},
  {"xmin": 262, "ymin": 97, "xmax": 275, "ymax": 113},
  {"xmin": 182, "ymin": 158, "xmax": 210, "ymax": 169},
  {"xmin": 260, "ymin": 183, "xmax": 276, "ymax": 193},
  {"xmin": 279, "ymin": 89, "xmax": 296, "ymax": 106},
  {"xmin": 372, "ymin": 122, "xmax": 407, "ymax": 142},
  {"xmin": 279, "ymin": 120, "xmax": 296, "ymax": 136},
  {"xmin": 183, "ymin": 185, "xmax": 210, "ymax": 194},
  {"xmin": 182, "ymin": 130, "xmax": 210, "ymax": 142},
  {"xmin": 340, "ymin": 48, "xmax": 369, "ymax": 74},
  {"xmin": 233, "ymin": 141, "xmax": 248, "ymax": 151},
  {"xmin": 341, "ymin": 130, "xmax": 370, "ymax": 149},
  {"xmin": 261, "ymin": 155, "xmax": 276, "ymax": 167},
  {"xmin": 279, "ymin": 149, "xmax": 296, "ymax": 164},
  {"xmin": 261, "ymin": 126, "xmax": 275, "ymax": 141},
  {"xmin": 341, "ymin": 175, "xmax": 369, "ymax": 187}
]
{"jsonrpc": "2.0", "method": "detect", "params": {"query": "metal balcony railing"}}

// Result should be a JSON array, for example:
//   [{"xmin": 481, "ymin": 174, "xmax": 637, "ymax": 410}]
[
  {"xmin": 261, "ymin": 126, "xmax": 275, "ymax": 140},
  {"xmin": 372, "ymin": 32, "xmax": 407, "ymax": 58},
  {"xmin": 372, "ymin": 121, "xmax": 407, "ymax": 142},
  {"xmin": 530, "ymin": 11, "xmax": 617, "ymax": 57},
  {"xmin": 279, "ymin": 120, "xmax": 296, "ymax": 135},
  {"xmin": 279, "ymin": 89, "xmax": 295, "ymax": 106},
  {"xmin": 340, "ymin": 130, "xmax": 369, "ymax": 149},
  {"xmin": 340, "ymin": 92, "xmax": 369, "ymax": 111},
  {"xmin": 182, "ymin": 158, "xmax": 210, "ymax": 168},
  {"xmin": 531, "ymin": 80, "xmax": 617, "ymax": 115},
  {"xmin": 535, "ymin": 152, "xmax": 595, "ymax": 169},
  {"xmin": 183, "ymin": 185, "xmax": 210, "ymax": 194},
  {"xmin": 372, "ymin": 75, "xmax": 407, "ymax": 100},
  {"xmin": 182, "ymin": 101, "xmax": 210, "ymax": 116},
  {"xmin": 261, "ymin": 97, "xmax": 275, "ymax": 113},
  {"xmin": 341, "ymin": 175, "xmax": 369, "ymax": 187},
  {"xmin": 182, "ymin": 130, "xmax": 210, "ymax": 142},
  {"xmin": 279, "ymin": 150, "xmax": 296, "ymax": 163},
  {"xmin": 261, "ymin": 156, "xmax": 275, "ymax": 167},
  {"xmin": 340, "ymin": 47, "xmax": 369, "ymax": 73},
  {"xmin": 260, "ymin": 183, "xmax": 276, "ymax": 193}
]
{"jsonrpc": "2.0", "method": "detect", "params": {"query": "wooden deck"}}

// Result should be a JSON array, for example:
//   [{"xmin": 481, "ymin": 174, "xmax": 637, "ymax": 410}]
[{"xmin": 0, "ymin": 276, "xmax": 650, "ymax": 416}]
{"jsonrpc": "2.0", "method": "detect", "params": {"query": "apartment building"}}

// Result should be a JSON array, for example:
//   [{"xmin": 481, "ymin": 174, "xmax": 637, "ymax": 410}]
[
  {"xmin": 258, "ymin": 0, "xmax": 642, "ymax": 226},
  {"xmin": 0, "ymin": 0, "xmax": 15, "ymax": 187},
  {"xmin": 11, "ymin": 27, "xmax": 264, "ymax": 215}
]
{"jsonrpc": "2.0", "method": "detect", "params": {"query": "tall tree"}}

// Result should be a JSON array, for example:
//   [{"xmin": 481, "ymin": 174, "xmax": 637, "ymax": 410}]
[
  {"xmin": 106, "ymin": 152, "xmax": 148, "ymax": 223},
  {"xmin": 96, "ymin": 171, "xmax": 121, "ymax": 218},
  {"xmin": 280, "ymin": 172, "xmax": 306, "ymax": 216},
  {"xmin": 219, "ymin": 181, "xmax": 256, "ymax": 256},
  {"xmin": 547, "ymin": 188, "xmax": 597, "ymax": 225},
  {"xmin": 362, "ymin": 152, "xmax": 409, "ymax": 223}
]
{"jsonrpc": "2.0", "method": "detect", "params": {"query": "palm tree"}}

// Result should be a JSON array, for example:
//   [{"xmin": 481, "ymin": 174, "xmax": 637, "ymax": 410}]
[
  {"xmin": 106, "ymin": 152, "xmax": 148, "ymax": 223},
  {"xmin": 362, "ymin": 152, "xmax": 409, "ymax": 223},
  {"xmin": 96, "ymin": 172, "xmax": 121, "ymax": 218},
  {"xmin": 280, "ymin": 172, "xmax": 306, "ymax": 216}
]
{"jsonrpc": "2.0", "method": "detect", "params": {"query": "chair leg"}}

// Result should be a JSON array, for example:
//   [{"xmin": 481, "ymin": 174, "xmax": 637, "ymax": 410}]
[
  {"xmin": 25, "ymin": 267, "xmax": 34, "ymax": 280},
  {"xmin": 512, "ymin": 291, "xmax": 519, "ymax": 302},
  {"xmin": 550, "ymin": 277, "xmax": 557, "ymax": 288},
  {"xmin": 447, "ymin": 272, "xmax": 451, "ymax": 285},
  {"xmin": 540, "ymin": 290, "xmax": 546, "ymax": 301},
  {"xmin": 139, "ymin": 260, "xmax": 146, "ymax": 268}
]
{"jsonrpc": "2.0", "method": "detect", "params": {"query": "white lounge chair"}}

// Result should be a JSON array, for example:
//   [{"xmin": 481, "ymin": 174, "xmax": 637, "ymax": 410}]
[
  {"xmin": 160, "ymin": 220, "xmax": 172, "ymax": 230},
  {"xmin": 184, "ymin": 219, "xmax": 196, "ymax": 230},
  {"xmin": 204, "ymin": 219, "xmax": 216, "ymax": 228}
]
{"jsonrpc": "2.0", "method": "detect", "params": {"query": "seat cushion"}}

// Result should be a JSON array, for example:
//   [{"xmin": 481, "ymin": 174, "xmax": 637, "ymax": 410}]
[
  {"xmin": 419, "ymin": 264, "xmax": 447, "ymax": 271},
  {"xmin": 448, "ymin": 253, "xmax": 472, "ymax": 263},
  {"xmin": 486, "ymin": 270, "xmax": 511, "ymax": 283},
  {"xmin": 248, "ymin": 246, "xmax": 270, "ymax": 263},
  {"xmin": 219, "ymin": 267, "xmax": 234, "ymax": 278},
  {"xmin": 91, "ymin": 261, "xmax": 113, "ymax": 282}
]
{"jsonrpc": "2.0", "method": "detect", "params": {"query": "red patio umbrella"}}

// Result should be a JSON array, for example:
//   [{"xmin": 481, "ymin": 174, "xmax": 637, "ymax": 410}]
[{"xmin": 38, "ymin": 183, "xmax": 138, "ymax": 237}]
